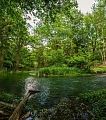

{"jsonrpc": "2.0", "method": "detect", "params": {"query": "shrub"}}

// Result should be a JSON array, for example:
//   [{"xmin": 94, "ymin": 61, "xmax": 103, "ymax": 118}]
[
  {"xmin": 0, "ymin": 92, "xmax": 14, "ymax": 103},
  {"xmin": 78, "ymin": 89, "xmax": 106, "ymax": 120}
]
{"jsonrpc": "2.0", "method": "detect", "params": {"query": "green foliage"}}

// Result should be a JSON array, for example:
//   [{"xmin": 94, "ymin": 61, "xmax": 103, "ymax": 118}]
[
  {"xmin": 46, "ymin": 49, "xmax": 65, "ymax": 67},
  {"xmin": 91, "ymin": 60, "xmax": 102, "ymax": 67},
  {"xmin": 79, "ymin": 89, "xmax": 106, "ymax": 120},
  {"xmin": 36, "ymin": 67, "xmax": 87, "ymax": 76},
  {"xmin": 67, "ymin": 54, "xmax": 91, "ymax": 70},
  {"xmin": 68, "ymin": 55, "xmax": 86, "ymax": 67},
  {"xmin": 0, "ymin": 0, "xmax": 77, "ymax": 23},
  {"xmin": 0, "ymin": 92, "xmax": 14, "ymax": 103},
  {"xmin": 0, "ymin": 0, "xmax": 106, "ymax": 72},
  {"xmin": 91, "ymin": 66, "xmax": 106, "ymax": 73}
]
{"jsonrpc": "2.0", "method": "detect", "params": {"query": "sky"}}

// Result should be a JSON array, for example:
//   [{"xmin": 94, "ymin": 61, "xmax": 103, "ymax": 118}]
[{"xmin": 77, "ymin": 0, "xmax": 95, "ymax": 14}]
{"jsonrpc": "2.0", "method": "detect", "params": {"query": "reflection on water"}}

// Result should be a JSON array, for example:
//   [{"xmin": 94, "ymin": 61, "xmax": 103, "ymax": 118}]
[
  {"xmin": 24, "ymin": 77, "xmax": 50, "ymax": 105},
  {"xmin": 25, "ymin": 77, "xmax": 39, "ymax": 95},
  {"xmin": 39, "ymin": 80, "xmax": 50, "ymax": 105},
  {"xmin": 0, "ymin": 74, "xmax": 106, "ymax": 109}
]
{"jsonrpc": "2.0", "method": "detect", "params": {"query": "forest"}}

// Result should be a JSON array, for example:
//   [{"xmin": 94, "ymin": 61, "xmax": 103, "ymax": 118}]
[
  {"xmin": 0, "ymin": 0, "xmax": 106, "ymax": 74},
  {"xmin": 0, "ymin": 0, "xmax": 106, "ymax": 120}
]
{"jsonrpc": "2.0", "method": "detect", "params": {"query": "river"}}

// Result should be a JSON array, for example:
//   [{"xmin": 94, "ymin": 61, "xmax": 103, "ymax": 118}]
[{"xmin": 0, "ymin": 73, "xmax": 106, "ymax": 110}]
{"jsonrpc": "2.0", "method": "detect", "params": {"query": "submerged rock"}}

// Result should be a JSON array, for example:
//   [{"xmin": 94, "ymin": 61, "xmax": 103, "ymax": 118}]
[{"xmin": 36, "ymin": 97, "xmax": 94, "ymax": 120}]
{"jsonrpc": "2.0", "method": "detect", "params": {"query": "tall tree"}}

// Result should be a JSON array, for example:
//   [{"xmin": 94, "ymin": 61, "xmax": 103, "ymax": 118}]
[{"xmin": 92, "ymin": 0, "xmax": 106, "ymax": 64}]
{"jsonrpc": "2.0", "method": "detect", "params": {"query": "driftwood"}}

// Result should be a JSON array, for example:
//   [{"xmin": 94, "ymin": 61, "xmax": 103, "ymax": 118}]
[
  {"xmin": 9, "ymin": 90, "xmax": 40, "ymax": 120},
  {"xmin": 20, "ymin": 111, "xmax": 30, "ymax": 120},
  {"xmin": 0, "ymin": 101, "xmax": 16, "ymax": 108},
  {"xmin": 0, "ymin": 110, "xmax": 11, "ymax": 116},
  {"xmin": 0, "ymin": 101, "xmax": 16, "ymax": 118},
  {"xmin": 0, "ymin": 117, "xmax": 9, "ymax": 120}
]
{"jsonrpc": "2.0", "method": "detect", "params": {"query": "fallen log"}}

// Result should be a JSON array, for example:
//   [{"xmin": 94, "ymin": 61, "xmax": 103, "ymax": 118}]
[
  {"xmin": 0, "ymin": 101, "xmax": 16, "ymax": 108},
  {"xmin": 0, "ymin": 101, "xmax": 16, "ymax": 118},
  {"xmin": 0, "ymin": 110, "xmax": 11, "ymax": 116},
  {"xmin": 9, "ymin": 90, "xmax": 40, "ymax": 120},
  {"xmin": 0, "ymin": 117, "xmax": 9, "ymax": 120}
]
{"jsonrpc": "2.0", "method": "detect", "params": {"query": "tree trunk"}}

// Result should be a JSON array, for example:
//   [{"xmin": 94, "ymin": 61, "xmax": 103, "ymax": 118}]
[
  {"xmin": 9, "ymin": 90, "xmax": 40, "ymax": 120},
  {"xmin": 15, "ymin": 50, "xmax": 20, "ymax": 71},
  {"xmin": 0, "ymin": 49, "xmax": 4, "ymax": 69},
  {"xmin": 101, "ymin": 26, "xmax": 106, "ymax": 64}
]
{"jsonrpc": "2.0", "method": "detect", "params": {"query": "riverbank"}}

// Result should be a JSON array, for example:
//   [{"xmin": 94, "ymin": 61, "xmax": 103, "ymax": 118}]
[
  {"xmin": 91, "ymin": 64, "xmax": 106, "ymax": 73},
  {"xmin": 29, "ymin": 65, "xmax": 106, "ymax": 77},
  {"xmin": 36, "ymin": 89, "xmax": 106, "ymax": 120},
  {"xmin": 0, "ymin": 72, "xmax": 106, "ymax": 119},
  {"xmin": 32, "ymin": 67, "xmax": 92, "ymax": 77},
  {"xmin": 0, "ymin": 89, "xmax": 106, "ymax": 120},
  {"xmin": 1, "ymin": 65, "xmax": 106, "ymax": 77}
]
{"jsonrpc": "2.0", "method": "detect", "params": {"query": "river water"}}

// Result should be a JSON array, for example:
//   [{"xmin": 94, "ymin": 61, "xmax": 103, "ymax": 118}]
[{"xmin": 0, "ymin": 73, "xmax": 106, "ymax": 110}]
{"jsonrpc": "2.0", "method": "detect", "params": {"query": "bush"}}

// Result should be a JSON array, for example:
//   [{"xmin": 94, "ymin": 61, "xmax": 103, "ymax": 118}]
[
  {"xmin": 0, "ymin": 92, "xmax": 14, "ymax": 103},
  {"xmin": 78, "ymin": 89, "xmax": 106, "ymax": 120},
  {"xmin": 67, "ymin": 54, "xmax": 91, "ymax": 70}
]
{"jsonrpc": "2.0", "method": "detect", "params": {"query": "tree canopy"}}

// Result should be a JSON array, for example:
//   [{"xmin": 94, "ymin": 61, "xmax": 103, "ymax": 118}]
[{"xmin": 0, "ymin": 0, "xmax": 106, "ymax": 71}]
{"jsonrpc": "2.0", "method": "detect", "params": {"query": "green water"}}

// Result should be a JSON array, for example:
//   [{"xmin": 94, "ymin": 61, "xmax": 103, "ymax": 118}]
[{"xmin": 0, "ymin": 73, "xmax": 106, "ymax": 109}]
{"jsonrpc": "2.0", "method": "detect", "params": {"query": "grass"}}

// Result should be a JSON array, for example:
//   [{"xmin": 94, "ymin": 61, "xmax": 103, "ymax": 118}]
[
  {"xmin": 35, "ymin": 67, "xmax": 91, "ymax": 76},
  {"xmin": 91, "ymin": 64, "xmax": 106, "ymax": 73}
]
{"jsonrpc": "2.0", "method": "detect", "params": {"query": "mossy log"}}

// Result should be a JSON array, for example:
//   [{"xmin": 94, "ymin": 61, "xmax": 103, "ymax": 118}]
[{"xmin": 9, "ymin": 90, "xmax": 40, "ymax": 120}]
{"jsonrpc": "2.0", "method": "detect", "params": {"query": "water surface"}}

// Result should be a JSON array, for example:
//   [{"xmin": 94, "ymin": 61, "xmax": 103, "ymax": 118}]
[{"xmin": 0, "ymin": 73, "xmax": 106, "ymax": 109}]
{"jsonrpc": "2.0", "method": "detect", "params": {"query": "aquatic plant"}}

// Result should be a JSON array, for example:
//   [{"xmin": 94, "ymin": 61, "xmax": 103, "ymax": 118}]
[
  {"xmin": 35, "ymin": 67, "xmax": 88, "ymax": 76},
  {"xmin": 36, "ymin": 97, "xmax": 94, "ymax": 120}
]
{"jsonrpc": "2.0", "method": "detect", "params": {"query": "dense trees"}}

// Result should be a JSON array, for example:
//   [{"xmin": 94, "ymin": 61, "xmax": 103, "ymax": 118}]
[
  {"xmin": 0, "ymin": 7, "xmax": 29, "ymax": 70},
  {"xmin": 0, "ymin": 0, "xmax": 106, "ymax": 71}
]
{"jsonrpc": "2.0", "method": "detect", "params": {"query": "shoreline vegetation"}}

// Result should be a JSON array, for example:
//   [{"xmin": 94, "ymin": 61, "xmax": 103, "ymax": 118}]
[
  {"xmin": 37, "ymin": 89, "xmax": 106, "ymax": 120},
  {"xmin": 1, "ymin": 65, "xmax": 106, "ymax": 77},
  {"xmin": 0, "ymin": 0, "xmax": 106, "ymax": 119},
  {"xmin": 0, "ymin": 89, "xmax": 106, "ymax": 120},
  {"xmin": 0, "ymin": 66, "xmax": 106, "ymax": 119},
  {"xmin": 31, "ymin": 65, "xmax": 106, "ymax": 77},
  {"xmin": 0, "ymin": 67, "xmax": 106, "ymax": 119}
]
